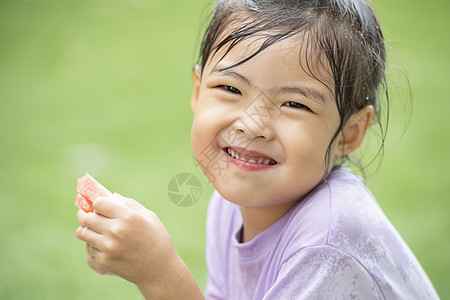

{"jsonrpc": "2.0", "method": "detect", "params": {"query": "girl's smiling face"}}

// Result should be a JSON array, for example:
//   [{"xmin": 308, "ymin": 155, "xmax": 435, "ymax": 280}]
[{"xmin": 191, "ymin": 34, "xmax": 366, "ymax": 209}]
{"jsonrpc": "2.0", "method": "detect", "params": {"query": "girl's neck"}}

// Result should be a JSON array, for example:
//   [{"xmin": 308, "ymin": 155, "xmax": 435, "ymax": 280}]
[{"xmin": 239, "ymin": 201, "xmax": 298, "ymax": 243}]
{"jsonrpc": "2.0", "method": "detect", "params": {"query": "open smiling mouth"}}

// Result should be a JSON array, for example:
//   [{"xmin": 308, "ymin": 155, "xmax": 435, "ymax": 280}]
[{"xmin": 224, "ymin": 147, "xmax": 277, "ymax": 166}]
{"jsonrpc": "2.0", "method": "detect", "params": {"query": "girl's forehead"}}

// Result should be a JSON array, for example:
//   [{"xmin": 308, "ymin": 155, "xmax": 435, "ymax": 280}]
[
  {"xmin": 204, "ymin": 34, "xmax": 335, "ymax": 105},
  {"xmin": 206, "ymin": 29, "xmax": 334, "ymax": 91}
]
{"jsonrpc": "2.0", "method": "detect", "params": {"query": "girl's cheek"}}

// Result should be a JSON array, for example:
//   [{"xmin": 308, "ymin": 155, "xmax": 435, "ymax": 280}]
[{"xmin": 191, "ymin": 119, "xmax": 212, "ymax": 153}]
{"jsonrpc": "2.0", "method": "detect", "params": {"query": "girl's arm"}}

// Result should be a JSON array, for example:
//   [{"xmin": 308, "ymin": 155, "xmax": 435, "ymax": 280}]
[
  {"xmin": 137, "ymin": 257, "xmax": 205, "ymax": 300},
  {"xmin": 76, "ymin": 193, "xmax": 204, "ymax": 300}
]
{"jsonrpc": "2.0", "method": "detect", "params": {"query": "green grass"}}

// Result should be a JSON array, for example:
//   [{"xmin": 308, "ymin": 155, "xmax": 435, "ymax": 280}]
[{"xmin": 0, "ymin": 0, "xmax": 448, "ymax": 299}]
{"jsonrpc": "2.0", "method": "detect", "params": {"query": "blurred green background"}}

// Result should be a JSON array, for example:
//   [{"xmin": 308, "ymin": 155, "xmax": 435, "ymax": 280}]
[{"xmin": 0, "ymin": 0, "xmax": 448, "ymax": 299}]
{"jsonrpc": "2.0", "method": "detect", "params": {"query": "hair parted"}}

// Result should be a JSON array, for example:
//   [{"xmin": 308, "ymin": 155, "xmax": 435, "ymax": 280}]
[{"xmin": 198, "ymin": 0, "xmax": 389, "ymax": 174}]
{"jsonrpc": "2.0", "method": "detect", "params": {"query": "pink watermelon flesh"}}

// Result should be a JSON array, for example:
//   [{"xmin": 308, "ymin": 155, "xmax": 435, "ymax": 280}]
[{"xmin": 75, "ymin": 172, "xmax": 112, "ymax": 212}]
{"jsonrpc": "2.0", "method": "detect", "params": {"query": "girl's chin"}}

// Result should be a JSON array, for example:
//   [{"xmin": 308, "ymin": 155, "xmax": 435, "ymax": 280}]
[{"xmin": 213, "ymin": 182, "xmax": 272, "ymax": 207}]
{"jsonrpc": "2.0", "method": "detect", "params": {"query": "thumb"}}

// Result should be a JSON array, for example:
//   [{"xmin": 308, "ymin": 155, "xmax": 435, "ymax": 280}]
[{"xmin": 112, "ymin": 192, "xmax": 148, "ymax": 213}]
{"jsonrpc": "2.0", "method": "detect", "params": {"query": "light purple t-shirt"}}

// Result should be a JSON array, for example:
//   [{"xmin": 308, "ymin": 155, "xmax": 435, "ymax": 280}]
[{"xmin": 205, "ymin": 166, "xmax": 439, "ymax": 299}]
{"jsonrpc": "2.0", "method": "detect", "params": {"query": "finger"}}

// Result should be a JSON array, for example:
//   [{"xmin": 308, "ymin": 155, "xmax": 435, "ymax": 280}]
[
  {"xmin": 76, "ymin": 209, "xmax": 87, "ymax": 226},
  {"xmin": 82, "ymin": 211, "xmax": 114, "ymax": 234},
  {"xmin": 86, "ymin": 243, "xmax": 99, "ymax": 258},
  {"xmin": 77, "ymin": 209, "xmax": 111, "ymax": 234},
  {"xmin": 113, "ymin": 193, "xmax": 158, "ymax": 222},
  {"xmin": 86, "ymin": 251, "xmax": 108, "ymax": 275},
  {"xmin": 93, "ymin": 196, "xmax": 129, "ymax": 219},
  {"xmin": 113, "ymin": 192, "xmax": 147, "ymax": 213},
  {"xmin": 76, "ymin": 226, "xmax": 104, "ymax": 250},
  {"xmin": 85, "ymin": 245, "xmax": 117, "ymax": 276}
]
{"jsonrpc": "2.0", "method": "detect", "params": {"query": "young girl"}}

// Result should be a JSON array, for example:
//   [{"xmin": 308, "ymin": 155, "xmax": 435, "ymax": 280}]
[{"xmin": 76, "ymin": 0, "xmax": 439, "ymax": 299}]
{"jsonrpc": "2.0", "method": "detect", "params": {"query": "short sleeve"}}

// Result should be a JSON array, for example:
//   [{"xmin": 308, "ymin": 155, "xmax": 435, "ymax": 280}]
[
  {"xmin": 205, "ymin": 192, "xmax": 227, "ymax": 299},
  {"xmin": 205, "ymin": 191, "xmax": 240, "ymax": 300},
  {"xmin": 263, "ymin": 245, "xmax": 385, "ymax": 300}
]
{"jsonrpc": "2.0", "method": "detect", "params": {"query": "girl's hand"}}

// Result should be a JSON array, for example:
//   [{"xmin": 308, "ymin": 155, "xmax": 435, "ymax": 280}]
[{"xmin": 76, "ymin": 193, "xmax": 201, "ymax": 299}]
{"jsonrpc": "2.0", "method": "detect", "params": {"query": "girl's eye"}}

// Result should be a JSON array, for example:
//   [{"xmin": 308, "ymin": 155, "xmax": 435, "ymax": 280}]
[
  {"xmin": 221, "ymin": 85, "xmax": 241, "ymax": 95},
  {"xmin": 283, "ymin": 101, "xmax": 310, "ymax": 110}
]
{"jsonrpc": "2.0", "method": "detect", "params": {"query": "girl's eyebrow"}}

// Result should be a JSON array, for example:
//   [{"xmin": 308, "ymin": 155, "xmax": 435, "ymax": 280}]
[
  {"xmin": 211, "ymin": 67, "xmax": 252, "ymax": 86},
  {"xmin": 211, "ymin": 66, "xmax": 327, "ymax": 104},
  {"xmin": 276, "ymin": 86, "xmax": 328, "ymax": 105}
]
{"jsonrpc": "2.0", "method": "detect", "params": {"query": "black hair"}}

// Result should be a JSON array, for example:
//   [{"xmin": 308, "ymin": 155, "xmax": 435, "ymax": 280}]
[{"xmin": 198, "ymin": 0, "xmax": 389, "ymax": 174}]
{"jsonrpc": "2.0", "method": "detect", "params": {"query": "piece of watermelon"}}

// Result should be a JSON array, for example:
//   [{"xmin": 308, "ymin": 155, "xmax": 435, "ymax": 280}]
[
  {"xmin": 76, "ymin": 193, "xmax": 94, "ymax": 213},
  {"xmin": 75, "ymin": 172, "xmax": 112, "ymax": 213}
]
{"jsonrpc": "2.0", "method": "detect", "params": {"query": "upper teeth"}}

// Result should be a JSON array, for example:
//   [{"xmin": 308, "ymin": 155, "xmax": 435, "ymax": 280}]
[{"xmin": 227, "ymin": 148, "xmax": 273, "ymax": 165}]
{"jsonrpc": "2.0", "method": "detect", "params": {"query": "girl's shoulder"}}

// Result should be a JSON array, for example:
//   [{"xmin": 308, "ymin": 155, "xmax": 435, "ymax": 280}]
[
  {"xmin": 278, "ymin": 166, "xmax": 439, "ymax": 299},
  {"xmin": 282, "ymin": 166, "xmax": 384, "ymax": 254}
]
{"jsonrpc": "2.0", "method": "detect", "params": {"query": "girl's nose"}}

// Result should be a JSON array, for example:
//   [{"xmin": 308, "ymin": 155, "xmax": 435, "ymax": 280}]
[{"xmin": 233, "ymin": 94, "xmax": 278, "ymax": 140}]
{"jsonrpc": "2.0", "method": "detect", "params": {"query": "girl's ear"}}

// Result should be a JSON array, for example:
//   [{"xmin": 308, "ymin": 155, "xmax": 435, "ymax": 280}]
[
  {"xmin": 335, "ymin": 105, "xmax": 375, "ymax": 158},
  {"xmin": 191, "ymin": 64, "xmax": 202, "ymax": 113}
]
